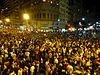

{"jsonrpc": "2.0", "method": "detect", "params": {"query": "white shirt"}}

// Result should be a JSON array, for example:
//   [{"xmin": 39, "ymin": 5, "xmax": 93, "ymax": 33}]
[{"xmin": 30, "ymin": 66, "xmax": 35, "ymax": 72}]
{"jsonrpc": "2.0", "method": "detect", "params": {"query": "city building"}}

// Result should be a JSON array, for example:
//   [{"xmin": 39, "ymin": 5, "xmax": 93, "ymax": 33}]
[
  {"xmin": 58, "ymin": 0, "xmax": 69, "ymax": 28},
  {"xmin": 1, "ymin": 0, "xmax": 70, "ymax": 31},
  {"xmin": 0, "ymin": 0, "xmax": 22, "ymax": 27},
  {"xmin": 21, "ymin": 0, "xmax": 69, "ymax": 31},
  {"xmin": 20, "ymin": 0, "xmax": 59, "ymax": 31}
]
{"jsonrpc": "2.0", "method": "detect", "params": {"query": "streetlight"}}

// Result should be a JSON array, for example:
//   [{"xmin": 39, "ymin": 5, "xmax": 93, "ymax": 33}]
[
  {"xmin": 43, "ymin": 0, "xmax": 46, "ymax": 2},
  {"xmin": 82, "ymin": 18, "xmax": 85, "ymax": 21},
  {"xmin": 57, "ymin": 18, "xmax": 60, "ymax": 25},
  {"xmin": 0, "ymin": 20, "xmax": 2, "ymax": 23},
  {"xmin": 5, "ymin": 18, "xmax": 10, "ymax": 22},
  {"xmin": 23, "ymin": 14, "xmax": 29, "ymax": 20},
  {"xmin": 5, "ymin": 18, "xmax": 10, "ymax": 28},
  {"xmin": 23, "ymin": 14, "xmax": 29, "ymax": 30},
  {"xmin": 0, "ymin": 20, "xmax": 2, "ymax": 26}
]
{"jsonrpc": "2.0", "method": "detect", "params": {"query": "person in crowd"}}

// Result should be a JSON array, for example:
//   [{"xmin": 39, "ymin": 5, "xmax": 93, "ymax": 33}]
[{"xmin": 0, "ymin": 28, "xmax": 100, "ymax": 75}]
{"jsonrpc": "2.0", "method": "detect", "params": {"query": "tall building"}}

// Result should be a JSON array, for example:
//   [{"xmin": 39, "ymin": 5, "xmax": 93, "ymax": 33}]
[
  {"xmin": 21, "ymin": 0, "xmax": 69, "ymax": 31},
  {"xmin": 0, "ymin": 0, "xmax": 22, "ymax": 27},
  {"xmin": 1, "ymin": 0, "xmax": 69, "ymax": 30},
  {"xmin": 58, "ymin": 0, "xmax": 69, "ymax": 28},
  {"xmin": 21, "ymin": 0, "xmax": 59, "ymax": 31}
]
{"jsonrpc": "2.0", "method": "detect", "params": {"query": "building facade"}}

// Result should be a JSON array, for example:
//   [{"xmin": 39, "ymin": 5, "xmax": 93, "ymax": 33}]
[
  {"xmin": 1, "ymin": 0, "xmax": 69, "ymax": 30},
  {"xmin": 0, "ymin": 0, "xmax": 22, "ymax": 27},
  {"xmin": 21, "ymin": 0, "xmax": 69, "ymax": 31},
  {"xmin": 58, "ymin": 0, "xmax": 69, "ymax": 28}
]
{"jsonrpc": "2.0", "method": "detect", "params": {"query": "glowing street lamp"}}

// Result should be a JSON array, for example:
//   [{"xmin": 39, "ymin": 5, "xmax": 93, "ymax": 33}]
[
  {"xmin": 43, "ymin": 0, "xmax": 46, "ymax": 2},
  {"xmin": 23, "ymin": 14, "xmax": 29, "ymax": 30},
  {"xmin": 23, "ymin": 14, "xmax": 29, "ymax": 20},
  {"xmin": 0, "ymin": 20, "xmax": 2, "ymax": 23},
  {"xmin": 6, "ymin": 18, "xmax": 10, "ymax": 22},
  {"xmin": 82, "ymin": 18, "xmax": 85, "ymax": 21}
]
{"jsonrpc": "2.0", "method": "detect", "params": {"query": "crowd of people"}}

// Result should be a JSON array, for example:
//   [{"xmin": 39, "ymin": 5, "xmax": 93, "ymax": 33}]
[{"xmin": 0, "ymin": 28, "xmax": 100, "ymax": 75}]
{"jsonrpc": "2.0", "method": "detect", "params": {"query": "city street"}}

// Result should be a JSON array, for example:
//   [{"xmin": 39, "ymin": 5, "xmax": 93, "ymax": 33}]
[
  {"xmin": 0, "ymin": 28, "xmax": 100, "ymax": 75},
  {"xmin": 0, "ymin": 0, "xmax": 100, "ymax": 75}
]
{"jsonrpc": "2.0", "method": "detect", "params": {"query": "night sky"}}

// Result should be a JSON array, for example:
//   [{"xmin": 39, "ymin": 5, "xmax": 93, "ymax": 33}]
[{"xmin": 83, "ymin": 0, "xmax": 100, "ymax": 18}]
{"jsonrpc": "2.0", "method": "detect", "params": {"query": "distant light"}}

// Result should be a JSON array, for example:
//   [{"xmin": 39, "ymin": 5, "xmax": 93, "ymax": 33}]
[
  {"xmin": 57, "ymin": 4, "xmax": 59, "ymax": 5},
  {"xmin": 71, "ymin": 28, "xmax": 75, "ymax": 31},
  {"xmin": 80, "ymin": 28, "xmax": 83, "ymax": 30},
  {"xmin": 1, "ymin": 25, "xmax": 3, "ymax": 27},
  {"xmin": 80, "ymin": 24, "xmax": 82, "ymax": 26},
  {"xmin": 58, "ymin": 19, "xmax": 60, "ymax": 22},
  {"xmin": 43, "ymin": 0, "xmax": 46, "ymax": 2},
  {"xmin": 82, "ymin": 18, "xmax": 85, "ymax": 21},
  {"xmin": 78, "ymin": 28, "xmax": 82, "ymax": 31},
  {"xmin": 6, "ymin": 18, "xmax": 10, "ymax": 22},
  {"xmin": 36, "ymin": 31, "xmax": 38, "ymax": 33},
  {"xmin": 53, "ymin": 26, "xmax": 57, "ymax": 29},
  {"xmin": 62, "ymin": 29, "xmax": 65, "ymax": 32},
  {"xmin": 92, "ymin": 25, "xmax": 94, "ymax": 27},
  {"xmin": 28, "ymin": 29, "xmax": 31, "ymax": 31},
  {"xmin": 87, "ymin": 28, "xmax": 89, "ymax": 30},
  {"xmin": 68, "ymin": 24, "xmax": 71, "ymax": 27},
  {"xmin": 51, "ymin": 1, "xmax": 53, "ymax": 4},
  {"xmin": 94, "ymin": 32, "xmax": 96, "ymax": 34},
  {"xmin": 0, "ymin": 20, "xmax": 2, "ymax": 23},
  {"xmin": 79, "ymin": 22, "xmax": 81, "ymax": 25},
  {"xmin": 91, "ymin": 33, "xmax": 93, "ymax": 35},
  {"xmin": 96, "ymin": 22, "xmax": 99, "ymax": 24},
  {"xmin": 17, "ymin": 28, "xmax": 19, "ymax": 30},
  {"xmin": 84, "ymin": 28, "xmax": 87, "ymax": 30},
  {"xmin": 88, "ymin": 23, "xmax": 91, "ymax": 25},
  {"xmin": 23, "ymin": 14, "xmax": 29, "ymax": 20},
  {"xmin": 20, "ymin": 26, "xmax": 24, "ymax": 30}
]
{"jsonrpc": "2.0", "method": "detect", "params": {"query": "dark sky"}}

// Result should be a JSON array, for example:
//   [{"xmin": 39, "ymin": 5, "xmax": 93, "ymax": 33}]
[
  {"xmin": 0, "ymin": 0, "xmax": 3, "ymax": 6},
  {"xmin": 83, "ymin": 0, "xmax": 100, "ymax": 18}
]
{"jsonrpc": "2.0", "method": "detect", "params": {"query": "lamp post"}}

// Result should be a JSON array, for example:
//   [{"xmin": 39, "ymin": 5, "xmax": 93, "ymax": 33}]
[
  {"xmin": 0, "ymin": 20, "xmax": 2, "ymax": 27},
  {"xmin": 0, "ymin": 20, "xmax": 2, "ymax": 23},
  {"xmin": 23, "ymin": 14, "xmax": 29, "ymax": 30},
  {"xmin": 5, "ymin": 18, "xmax": 10, "ymax": 28},
  {"xmin": 0, "ymin": 20, "xmax": 2, "ymax": 25},
  {"xmin": 5, "ymin": 18, "xmax": 10, "ymax": 22}
]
